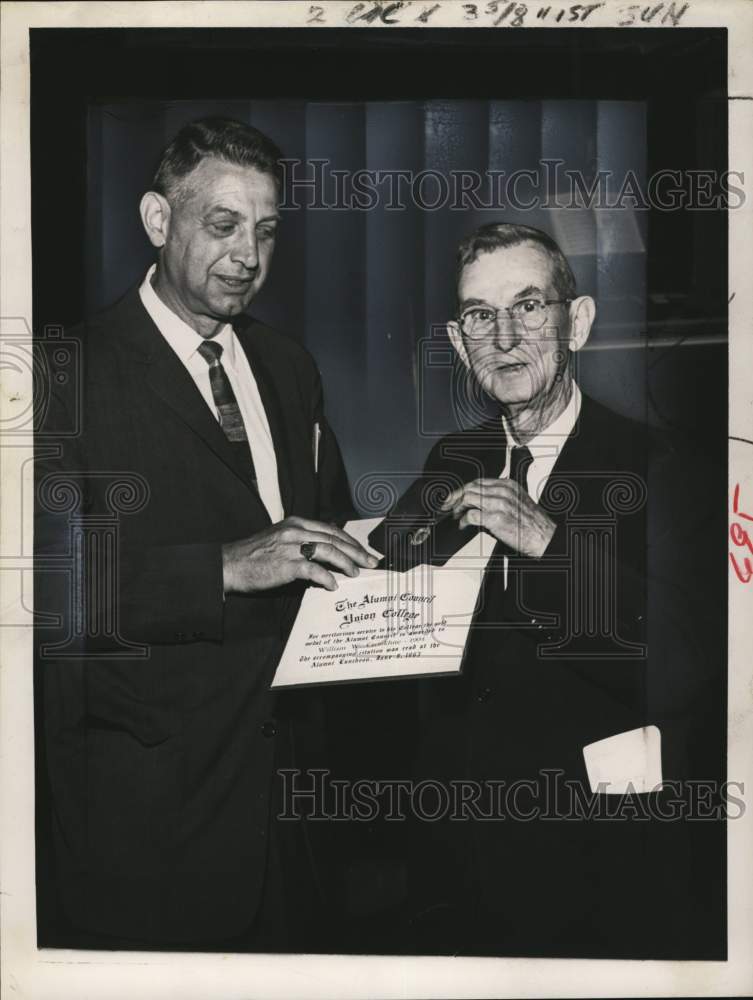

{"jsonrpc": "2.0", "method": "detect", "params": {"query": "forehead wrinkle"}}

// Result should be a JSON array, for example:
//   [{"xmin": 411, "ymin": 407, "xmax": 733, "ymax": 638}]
[
  {"xmin": 185, "ymin": 175, "xmax": 277, "ymax": 212},
  {"xmin": 465, "ymin": 244, "xmax": 557, "ymax": 281}
]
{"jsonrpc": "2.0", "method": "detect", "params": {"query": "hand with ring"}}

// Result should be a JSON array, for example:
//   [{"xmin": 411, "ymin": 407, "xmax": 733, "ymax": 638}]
[
  {"xmin": 222, "ymin": 517, "xmax": 379, "ymax": 594},
  {"xmin": 300, "ymin": 541, "xmax": 317, "ymax": 562}
]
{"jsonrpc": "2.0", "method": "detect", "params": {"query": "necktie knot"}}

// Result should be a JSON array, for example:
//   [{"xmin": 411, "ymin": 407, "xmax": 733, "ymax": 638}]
[{"xmin": 197, "ymin": 339, "xmax": 223, "ymax": 365}]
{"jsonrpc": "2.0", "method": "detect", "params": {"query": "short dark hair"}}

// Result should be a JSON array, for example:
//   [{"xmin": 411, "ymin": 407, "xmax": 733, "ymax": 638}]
[
  {"xmin": 456, "ymin": 222, "xmax": 577, "ymax": 301},
  {"xmin": 152, "ymin": 117, "xmax": 284, "ymax": 203}
]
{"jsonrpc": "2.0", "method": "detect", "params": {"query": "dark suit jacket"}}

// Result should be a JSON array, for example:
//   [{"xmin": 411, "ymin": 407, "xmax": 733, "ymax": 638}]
[
  {"xmin": 34, "ymin": 287, "xmax": 351, "ymax": 946},
  {"xmin": 379, "ymin": 394, "xmax": 725, "ymax": 958}
]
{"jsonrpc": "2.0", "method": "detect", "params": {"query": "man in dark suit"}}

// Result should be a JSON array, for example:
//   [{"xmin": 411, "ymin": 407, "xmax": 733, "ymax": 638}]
[
  {"xmin": 373, "ymin": 223, "xmax": 724, "ymax": 959},
  {"xmin": 34, "ymin": 118, "xmax": 377, "ymax": 951}
]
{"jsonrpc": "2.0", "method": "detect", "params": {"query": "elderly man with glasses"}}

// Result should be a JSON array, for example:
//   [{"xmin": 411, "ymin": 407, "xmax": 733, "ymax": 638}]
[{"xmin": 371, "ymin": 222, "xmax": 723, "ymax": 961}]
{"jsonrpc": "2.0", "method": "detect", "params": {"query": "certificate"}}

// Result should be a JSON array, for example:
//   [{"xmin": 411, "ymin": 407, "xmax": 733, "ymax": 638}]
[{"xmin": 270, "ymin": 519, "xmax": 484, "ymax": 688}]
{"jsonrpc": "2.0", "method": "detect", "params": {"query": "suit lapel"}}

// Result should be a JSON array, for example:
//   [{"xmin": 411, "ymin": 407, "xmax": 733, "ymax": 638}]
[
  {"xmin": 117, "ymin": 290, "xmax": 270, "ymax": 521},
  {"xmin": 234, "ymin": 325, "xmax": 297, "ymax": 517},
  {"xmin": 460, "ymin": 417, "xmax": 508, "ymax": 478},
  {"xmin": 538, "ymin": 395, "xmax": 606, "ymax": 519}
]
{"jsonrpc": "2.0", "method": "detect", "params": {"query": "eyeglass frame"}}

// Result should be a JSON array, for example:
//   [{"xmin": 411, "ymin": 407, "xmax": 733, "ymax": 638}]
[{"xmin": 456, "ymin": 297, "xmax": 573, "ymax": 339}]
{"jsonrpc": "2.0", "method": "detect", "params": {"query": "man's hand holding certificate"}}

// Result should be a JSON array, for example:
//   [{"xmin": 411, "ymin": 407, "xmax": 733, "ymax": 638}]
[{"xmin": 271, "ymin": 518, "xmax": 484, "ymax": 687}]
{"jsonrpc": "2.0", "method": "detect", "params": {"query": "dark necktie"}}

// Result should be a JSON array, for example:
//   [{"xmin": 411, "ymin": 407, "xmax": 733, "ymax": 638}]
[
  {"xmin": 502, "ymin": 444, "xmax": 533, "ymax": 602},
  {"xmin": 197, "ymin": 339, "xmax": 257, "ymax": 485},
  {"xmin": 508, "ymin": 444, "xmax": 533, "ymax": 495}
]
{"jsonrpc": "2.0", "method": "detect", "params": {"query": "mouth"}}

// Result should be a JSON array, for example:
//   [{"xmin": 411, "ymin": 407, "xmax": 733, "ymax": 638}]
[
  {"xmin": 496, "ymin": 361, "xmax": 527, "ymax": 372},
  {"xmin": 214, "ymin": 275, "xmax": 256, "ymax": 292}
]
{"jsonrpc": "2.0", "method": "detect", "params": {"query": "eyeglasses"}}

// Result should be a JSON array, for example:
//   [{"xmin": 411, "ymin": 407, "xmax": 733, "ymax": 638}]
[{"xmin": 458, "ymin": 298, "xmax": 572, "ymax": 339}]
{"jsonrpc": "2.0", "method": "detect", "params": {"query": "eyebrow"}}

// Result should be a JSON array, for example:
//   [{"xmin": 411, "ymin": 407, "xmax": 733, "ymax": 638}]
[
  {"xmin": 202, "ymin": 206, "xmax": 280, "ymax": 223},
  {"xmin": 459, "ymin": 286, "xmax": 548, "ymax": 311},
  {"xmin": 458, "ymin": 297, "xmax": 490, "ymax": 310},
  {"xmin": 513, "ymin": 285, "xmax": 547, "ymax": 299},
  {"xmin": 204, "ymin": 206, "xmax": 241, "ymax": 219}
]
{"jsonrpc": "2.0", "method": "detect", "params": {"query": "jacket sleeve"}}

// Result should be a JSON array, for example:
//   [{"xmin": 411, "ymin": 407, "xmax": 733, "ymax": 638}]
[
  {"xmin": 117, "ymin": 542, "xmax": 226, "ymax": 645},
  {"xmin": 35, "ymin": 346, "xmax": 229, "ymax": 648},
  {"xmin": 36, "ymin": 412, "xmax": 228, "ymax": 648}
]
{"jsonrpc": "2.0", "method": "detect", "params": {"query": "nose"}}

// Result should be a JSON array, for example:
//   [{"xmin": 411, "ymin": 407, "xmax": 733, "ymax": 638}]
[
  {"xmin": 229, "ymin": 229, "xmax": 259, "ymax": 271},
  {"xmin": 492, "ymin": 310, "xmax": 522, "ymax": 352}
]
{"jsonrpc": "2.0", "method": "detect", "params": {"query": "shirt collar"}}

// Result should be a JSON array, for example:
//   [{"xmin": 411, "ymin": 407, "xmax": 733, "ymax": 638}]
[
  {"xmin": 139, "ymin": 264, "xmax": 236, "ymax": 366},
  {"xmin": 502, "ymin": 381, "xmax": 582, "ymax": 454}
]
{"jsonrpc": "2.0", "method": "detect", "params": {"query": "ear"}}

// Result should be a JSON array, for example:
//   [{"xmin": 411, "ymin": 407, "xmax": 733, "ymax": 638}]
[
  {"xmin": 447, "ymin": 320, "xmax": 471, "ymax": 370},
  {"xmin": 139, "ymin": 191, "xmax": 171, "ymax": 249},
  {"xmin": 567, "ymin": 295, "xmax": 596, "ymax": 353}
]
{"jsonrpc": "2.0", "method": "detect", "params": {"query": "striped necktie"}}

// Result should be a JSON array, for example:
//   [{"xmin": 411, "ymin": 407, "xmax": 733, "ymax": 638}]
[{"xmin": 197, "ymin": 339, "xmax": 257, "ymax": 484}]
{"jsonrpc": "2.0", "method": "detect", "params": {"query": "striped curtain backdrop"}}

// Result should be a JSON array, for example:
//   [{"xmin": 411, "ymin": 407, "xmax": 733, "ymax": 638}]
[{"xmin": 87, "ymin": 100, "xmax": 648, "ymax": 509}]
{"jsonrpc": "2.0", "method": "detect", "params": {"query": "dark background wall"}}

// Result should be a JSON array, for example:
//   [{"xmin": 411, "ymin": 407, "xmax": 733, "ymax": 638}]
[{"xmin": 32, "ymin": 27, "xmax": 727, "ymax": 511}]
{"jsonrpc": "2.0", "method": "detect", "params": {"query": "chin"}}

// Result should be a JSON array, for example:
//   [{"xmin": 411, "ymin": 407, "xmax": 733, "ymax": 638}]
[
  {"xmin": 485, "ymin": 372, "xmax": 537, "ymax": 407},
  {"xmin": 211, "ymin": 296, "xmax": 250, "ymax": 318}
]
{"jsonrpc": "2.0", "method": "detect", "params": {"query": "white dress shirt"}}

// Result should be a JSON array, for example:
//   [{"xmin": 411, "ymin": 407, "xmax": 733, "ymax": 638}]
[
  {"xmin": 501, "ymin": 381, "xmax": 582, "ymax": 503},
  {"xmin": 139, "ymin": 265, "xmax": 285, "ymax": 523},
  {"xmin": 453, "ymin": 383, "xmax": 582, "ymax": 583}
]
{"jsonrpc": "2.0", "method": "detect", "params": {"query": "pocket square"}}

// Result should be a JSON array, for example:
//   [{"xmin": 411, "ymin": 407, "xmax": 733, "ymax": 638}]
[{"xmin": 582, "ymin": 725, "xmax": 663, "ymax": 794}]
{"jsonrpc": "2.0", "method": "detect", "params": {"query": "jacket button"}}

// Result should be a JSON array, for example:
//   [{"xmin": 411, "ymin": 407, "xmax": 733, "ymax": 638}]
[
  {"xmin": 261, "ymin": 721, "xmax": 277, "ymax": 738},
  {"xmin": 476, "ymin": 687, "xmax": 493, "ymax": 703}
]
